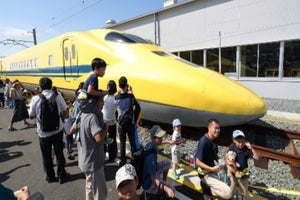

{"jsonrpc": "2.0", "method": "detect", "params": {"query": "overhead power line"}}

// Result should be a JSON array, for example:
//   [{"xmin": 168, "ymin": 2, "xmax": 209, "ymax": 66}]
[
  {"xmin": 38, "ymin": 0, "xmax": 105, "ymax": 33},
  {"xmin": 0, "ymin": 39, "xmax": 34, "ymax": 48}
]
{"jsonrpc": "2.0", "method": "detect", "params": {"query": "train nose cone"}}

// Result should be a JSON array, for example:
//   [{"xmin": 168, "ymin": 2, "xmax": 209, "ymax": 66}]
[
  {"xmin": 246, "ymin": 90, "xmax": 267, "ymax": 115},
  {"xmin": 201, "ymin": 70, "xmax": 267, "ymax": 124}
]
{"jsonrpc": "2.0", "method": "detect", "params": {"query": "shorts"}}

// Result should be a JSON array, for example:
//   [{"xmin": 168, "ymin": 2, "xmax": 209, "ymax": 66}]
[{"xmin": 171, "ymin": 148, "xmax": 180, "ymax": 164}]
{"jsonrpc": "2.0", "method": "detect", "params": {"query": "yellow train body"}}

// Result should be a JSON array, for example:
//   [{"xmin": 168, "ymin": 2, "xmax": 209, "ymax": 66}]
[{"xmin": 0, "ymin": 29, "xmax": 266, "ymax": 127}]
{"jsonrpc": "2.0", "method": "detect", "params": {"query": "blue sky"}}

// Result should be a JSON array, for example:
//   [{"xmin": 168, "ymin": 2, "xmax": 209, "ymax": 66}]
[{"xmin": 0, "ymin": 0, "xmax": 167, "ymax": 57}]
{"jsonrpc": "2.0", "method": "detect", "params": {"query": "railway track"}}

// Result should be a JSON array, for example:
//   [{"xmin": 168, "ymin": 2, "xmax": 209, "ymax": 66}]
[{"xmin": 244, "ymin": 124, "xmax": 300, "ymax": 180}]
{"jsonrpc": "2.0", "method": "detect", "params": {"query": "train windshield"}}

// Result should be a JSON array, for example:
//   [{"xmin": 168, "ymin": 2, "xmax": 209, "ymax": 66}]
[{"xmin": 105, "ymin": 32, "xmax": 152, "ymax": 44}]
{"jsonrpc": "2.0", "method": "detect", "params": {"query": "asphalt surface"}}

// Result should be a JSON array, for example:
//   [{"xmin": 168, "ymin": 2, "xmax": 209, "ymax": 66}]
[{"xmin": 0, "ymin": 108, "xmax": 202, "ymax": 200}]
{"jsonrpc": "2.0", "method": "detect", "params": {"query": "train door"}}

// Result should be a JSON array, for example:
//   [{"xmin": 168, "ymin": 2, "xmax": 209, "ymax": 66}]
[{"xmin": 62, "ymin": 37, "xmax": 78, "ymax": 81}]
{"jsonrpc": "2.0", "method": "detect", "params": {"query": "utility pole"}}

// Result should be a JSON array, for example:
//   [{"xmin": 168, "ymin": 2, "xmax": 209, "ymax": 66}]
[{"xmin": 32, "ymin": 28, "xmax": 37, "ymax": 45}]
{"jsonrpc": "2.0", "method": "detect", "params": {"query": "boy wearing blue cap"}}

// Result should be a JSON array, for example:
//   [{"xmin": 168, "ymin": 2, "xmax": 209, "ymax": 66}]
[
  {"xmin": 226, "ymin": 130, "xmax": 259, "ymax": 200},
  {"xmin": 168, "ymin": 118, "xmax": 184, "ymax": 180}
]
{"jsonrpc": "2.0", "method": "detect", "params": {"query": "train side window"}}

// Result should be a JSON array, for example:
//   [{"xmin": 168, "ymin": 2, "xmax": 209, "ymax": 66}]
[
  {"xmin": 105, "ymin": 32, "xmax": 150, "ymax": 44},
  {"xmin": 64, "ymin": 47, "xmax": 69, "ymax": 61},
  {"xmin": 72, "ymin": 44, "xmax": 76, "ymax": 59},
  {"xmin": 34, "ymin": 58, "xmax": 38, "ymax": 68},
  {"xmin": 125, "ymin": 33, "xmax": 150, "ymax": 44},
  {"xmin": 105, "ymin": 32, "xmax": 135, "ymax": 43},
  {"xmin": 48, "ymin": 55, "xmax": 53, "ymax": 66}
]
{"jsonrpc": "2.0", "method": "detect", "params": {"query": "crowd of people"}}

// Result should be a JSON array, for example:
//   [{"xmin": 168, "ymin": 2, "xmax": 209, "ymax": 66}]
[{"xmin": 0, "ymin": 57, "xmax": 259, "ymax": 200}]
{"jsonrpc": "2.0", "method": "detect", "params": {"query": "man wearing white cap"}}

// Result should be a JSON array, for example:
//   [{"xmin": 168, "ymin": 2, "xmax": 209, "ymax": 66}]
[
  {"xmin": 142, "ymin": 125, "xmax": 175, "ymax": 198},
  {"xmin": 115, "ymin": 164, "xmax": 140, "ymax": 200},
  {"xmin": 226, "ymin": 130, "xmax": 259, "ymax": 200}
]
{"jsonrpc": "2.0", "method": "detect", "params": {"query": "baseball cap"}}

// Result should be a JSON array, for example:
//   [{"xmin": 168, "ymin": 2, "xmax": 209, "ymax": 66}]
[
  {"xmin": 115, "ymin": 164, "xmax": 137, "ymax": 189},
  {"xmin": 232, "ymin": 130, "xmax": 245, "ymax": 139},
  {"xmin": 150, "ymin": 125, "xmax": 166, "ymax": 138},
  {"xmin": 172, "ymin": 118, "xmax": 182, "ymax": 127}
]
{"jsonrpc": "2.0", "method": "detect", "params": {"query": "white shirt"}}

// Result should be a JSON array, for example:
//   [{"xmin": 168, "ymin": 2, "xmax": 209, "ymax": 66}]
[
  {"xmin": 29, "ymin": 89, "xmax": 67, "ymax": 138},
  {"xmin": 102, "ymin": 94, "xmax": 117, "ymax": 125},
  {"xmin": 171, "ymin": 130, "xmax": 182, "ymax": 152}
]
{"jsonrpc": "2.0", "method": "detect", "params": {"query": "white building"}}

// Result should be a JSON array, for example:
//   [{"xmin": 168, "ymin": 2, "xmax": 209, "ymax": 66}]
[{"xmin": 105, "ymin": 0, "xmax": 300, "ymax": 100}]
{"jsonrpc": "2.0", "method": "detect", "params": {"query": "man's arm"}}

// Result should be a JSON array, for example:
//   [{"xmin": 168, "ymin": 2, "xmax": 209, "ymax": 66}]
[
  {"xmin": 150, "ymin": 175, "xmax": 174, "ymax": 198},
  {"xmin": 196, "ymin": 158, "xmax": 220, "ymax": 173},
  {"xmin": 94, "ymin": 123, "xmax": 108, "ymax": 143},
  {"xmin": 61, "ymin": 109, "xmax": 69, "ymax": 121},
  {"xmin": 132, "ymin": 95, "xmax": 141, "ymax": 124},
  {"xmin": 28, "ymin": 96, "xmax": 37, "ymax": 119},
  {"xmin": 245, "ymin": 141, "xmax": 259, "ymax": 160}
]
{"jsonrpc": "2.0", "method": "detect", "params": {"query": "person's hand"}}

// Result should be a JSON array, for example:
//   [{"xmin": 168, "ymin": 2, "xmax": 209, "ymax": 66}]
[
  {"xmin": 127, "ymin": 85, "xmax": 133, "ymax": 93},
  {"xmin": 165, "ymin": 186, "xmax": 175, "ymax": 198},
  {"xmin": 14, "ymin": 185, "xmax": 30, "ymax": 200},
  {"xmin": 212, "ymin": 165, "xmax": 221, "ymax": 173},
  {"xmin": 105, "ymin": 123, "xmax": 109, "ymax": 131},
  {"xmin": 245, "ymin": 141, "xmax": 253, "ymax": 150}
]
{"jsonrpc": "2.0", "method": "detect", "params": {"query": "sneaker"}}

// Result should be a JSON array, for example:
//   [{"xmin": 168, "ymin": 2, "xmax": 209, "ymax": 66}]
[
  {"xmin": 115, "ymin": 158, "xmax": 121, "ymax": 164},
  {"xmin": 46, "ymin": 176, "xmax": 58, "ymax": 183},
  {"xmin": 8, "ymin": 127, "xmax": 17, "ymax": 132},
  {"xmin": 171, "ymin": 171, "xmax": 179, "ymax": 180},
  {"xmin": 59, "ymin": 173, "xmax": 70, "ymax": 184},
  {"xmin": 103, "ymin": 137, "xmax": 114, "ymax": 145}
]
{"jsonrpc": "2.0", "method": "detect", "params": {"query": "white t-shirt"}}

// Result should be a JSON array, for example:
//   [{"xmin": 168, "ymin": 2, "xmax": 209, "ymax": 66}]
[
  {"xmin": 102, "ymin": 94, "xmax": 117, "ymax": 125},
  {"xmin": 171, "ymin": 130, "xmax": 182, "ymax": 152}
]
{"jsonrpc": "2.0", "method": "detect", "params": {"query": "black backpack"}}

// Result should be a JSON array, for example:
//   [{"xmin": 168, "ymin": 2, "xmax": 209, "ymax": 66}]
[
  {"xmin": 118, "ymin": 96, "xmax": 134, "ymax": 128},
  {"xmin": 118, "ymin": 107, "xmax": 133, "ymax": 128},
  {"xmin": 39, "ymin": 93, "xmax": 60, "ymax": 132},
  {"xmin": 130, "ymin": 147, "xmax": 156, "ymax": 189}
]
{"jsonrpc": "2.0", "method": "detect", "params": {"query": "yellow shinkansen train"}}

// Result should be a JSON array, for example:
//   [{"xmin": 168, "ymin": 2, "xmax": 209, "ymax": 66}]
[{"xmin": 0, "ymin": 28, "xmax": 266, "ymax": 127}]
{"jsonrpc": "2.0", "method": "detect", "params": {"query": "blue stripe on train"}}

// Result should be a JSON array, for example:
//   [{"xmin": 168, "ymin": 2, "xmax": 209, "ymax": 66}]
[{"xmin": 3, "ymin": 65, "xmax": 90, "ymax": 75}]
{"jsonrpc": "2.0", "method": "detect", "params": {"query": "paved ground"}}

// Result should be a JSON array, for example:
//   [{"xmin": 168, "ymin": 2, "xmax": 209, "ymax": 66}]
[{"xmin": 0, "ymin": 108, "xmax": 201, "ymax": 200}]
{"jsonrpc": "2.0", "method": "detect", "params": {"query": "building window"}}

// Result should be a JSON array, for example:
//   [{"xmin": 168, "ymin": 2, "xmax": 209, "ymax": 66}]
[
  {"xmin": 206, "ymin": 48, "xmax": 219, "ymax": 72},
  {"xmin": 284, "ymin": 40, "xmax": 300, "ymax": 77},
  {"xmin": 191, "ymin": 50, "xmax": 203, "ymax": 66},
  {"xmin": 240, "ymin": 43, "xmax": 279, "ymax": 77},
  {"xmin": 240, "ymin": 44, "xmax": 258, "ymax": 77},
  {"xmin": 221, "ymin": 47, "xmax": 236, "ymax": 74},
  {"xmin": 259, "ymin": 42, "xmax": 279, "ymax": 77},
  {"xmin": 179, "ymin": 51, "xmax": 191, "ymax": 62}
]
